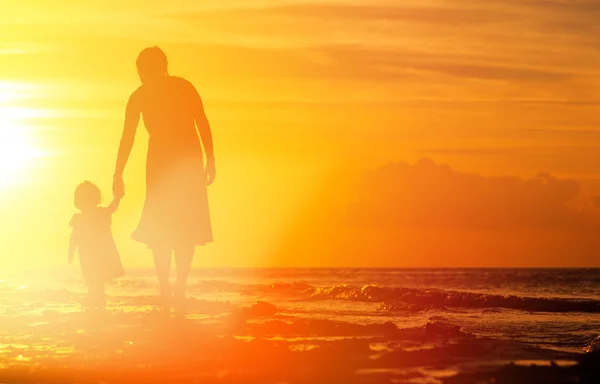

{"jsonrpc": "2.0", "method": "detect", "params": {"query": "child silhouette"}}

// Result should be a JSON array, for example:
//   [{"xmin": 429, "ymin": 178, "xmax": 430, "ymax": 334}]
[{"xmin": 68, "ymin": 181, "xmax": 125, "ymax": 309}]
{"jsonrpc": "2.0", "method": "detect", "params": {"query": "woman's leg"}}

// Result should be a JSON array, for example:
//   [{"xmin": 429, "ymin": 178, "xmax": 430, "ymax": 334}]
[
  {"xmin": 174, "ymin": 245, "xmax": 195, "ymax": 300},
  {"xmin": 152, "ymin": 248, "xmax": 172, "ymax": 302}
]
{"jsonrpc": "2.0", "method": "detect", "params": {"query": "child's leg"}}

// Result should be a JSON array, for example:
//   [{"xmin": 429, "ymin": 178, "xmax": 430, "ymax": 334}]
[
  {"xmin": 87, "ymin": 281, "xmax": 97, "ymax": 307},
  {"xmin": 88, "ymin": 274, "xmax": 105, "ymax": 308},
  {"xmin": 152, "ymin": 247, "xmax": 172, "ymax": 301},
  {"xmin": 174, "ymin": 245, "xmax": 195, "ymax": 300}
]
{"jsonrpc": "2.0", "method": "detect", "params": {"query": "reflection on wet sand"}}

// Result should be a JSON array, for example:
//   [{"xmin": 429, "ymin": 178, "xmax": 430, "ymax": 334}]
[
  {"xmin": 0, "ymin": 268, "xmax": 599, "ymax": 383},
  {"xmin": 0, "ymin": 295, "xmax": 597, "ymax": 383}
]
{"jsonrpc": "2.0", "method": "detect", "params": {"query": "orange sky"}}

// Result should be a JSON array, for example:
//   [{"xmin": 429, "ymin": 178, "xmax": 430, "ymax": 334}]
[{"xmin": 1, "ymin": 1, "xmax": 600, "ymax": 268}]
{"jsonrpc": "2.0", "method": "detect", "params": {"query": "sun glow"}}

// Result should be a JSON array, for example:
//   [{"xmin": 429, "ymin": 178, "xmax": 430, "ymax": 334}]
[
  {"xmin": 0, "ymin": 83, "xmax": 47, "ymax": 188},
  {"xmin": 0, "ymin": 124, "xmax": 42, "ymax": 187}
]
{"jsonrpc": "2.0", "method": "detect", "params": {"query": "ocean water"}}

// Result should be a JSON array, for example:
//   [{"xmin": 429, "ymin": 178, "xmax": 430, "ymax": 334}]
[
  {"xmin": 189, "ymin": 268, "xmax": 600, "ymax": 352},
  {"xmin": 3, "ymin": 268, "xmax": 597, "ymax": 354},
  {"xmin": 0, "ymin": 267, "xmax": 599, "ymax": 384}
]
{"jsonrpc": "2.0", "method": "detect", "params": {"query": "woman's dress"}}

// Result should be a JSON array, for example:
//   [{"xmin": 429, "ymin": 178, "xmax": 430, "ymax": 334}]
[{"xmin": 131, "ymin": 76, "xmax": 213, "ymax": 250}]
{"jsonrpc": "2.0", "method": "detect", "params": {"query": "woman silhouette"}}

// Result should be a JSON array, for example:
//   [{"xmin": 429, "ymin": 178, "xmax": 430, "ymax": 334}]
[{"xmin": 113, "ymin": 47, "xmax": 215, "ymax": 305}]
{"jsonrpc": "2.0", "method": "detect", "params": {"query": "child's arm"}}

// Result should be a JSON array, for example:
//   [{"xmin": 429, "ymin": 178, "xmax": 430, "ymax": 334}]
[
  {"xmin": 68, "ymin": 231, "xmax": 77, "ymax": 265},
  {"xmin": 107, "ymin": 196, "xmax": 122, "ymax": 214}
]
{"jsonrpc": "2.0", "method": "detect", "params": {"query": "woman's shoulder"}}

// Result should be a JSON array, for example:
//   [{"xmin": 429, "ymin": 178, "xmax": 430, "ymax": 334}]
[
  {"xmin": 169, "ymin": 76, "xmax": 197, "ymax": 91},
  {"xmin": 131, "ymin": 84, "xmax": 147, "ymax": 97},
  {"xmin": 170, "ymin": 77, "xmax": 202, "ymax": 104},
  {"xmin": 169, "ymin": 75, "xmax": 191, "ymax": 85},
  {"xmin": 127, "ymin": 86, "xmax": 145, "ymax": 107}
]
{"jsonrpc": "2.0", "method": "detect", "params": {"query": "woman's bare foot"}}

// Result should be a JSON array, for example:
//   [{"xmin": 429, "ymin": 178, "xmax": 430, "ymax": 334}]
[{"xmin": 159, "ymin": 284, "xmax": 172, "ymax": 308}]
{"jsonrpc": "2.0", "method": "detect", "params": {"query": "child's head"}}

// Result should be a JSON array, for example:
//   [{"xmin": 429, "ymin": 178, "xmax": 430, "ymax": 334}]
[{"xmin": 74, "ymin": 181, "xmax": 101, "ymax": 211}]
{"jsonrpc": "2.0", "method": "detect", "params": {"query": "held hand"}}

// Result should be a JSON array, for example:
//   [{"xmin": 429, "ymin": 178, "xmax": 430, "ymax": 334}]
[
  {"xmin": 206, "ymin": 158, "xmax": 216, "ymax": 186},
  {"xmin": 113, "ymin": 175, "xmax": 125, "ymax": 198},
  {"xmin": 114, "ymin": 188, "xmax": 125, "ymax": 200}
]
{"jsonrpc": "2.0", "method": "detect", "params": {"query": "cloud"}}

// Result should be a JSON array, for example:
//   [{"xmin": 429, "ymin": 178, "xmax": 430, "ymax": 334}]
[
  {"xmin": 4, "ymin": 0, "xmax": 600, "ymax": 119},
  {"xmin": 0, "ymin": 49, "xmax": 28, "ymax": 55},
  {"xmin": 149, "ymin": 2, "xmax": 591, "ymax": 85},
  {"xmin": 6, "ymin": 1, "xmax": 597, "ymax": 83},
  {"xmin": 415, "ymin": 63, "xmax": 571, "ymax": 80},
  {"xmin": 420, "ymin": 148, "xmax": 518, "ymax": 156},
  {"xmin": 196, "ymin": 3, "xmax": 514, "ymax": 25},
  {"xmin": 278, "ymin": 44, "xmax": 575, "ymax": 83},
  {"xmin": 590, "ymin": 195, "xmax": 600, "ymax": 209},
  {"xmin": 344, "ymin": 158, "xmax": 590, "ymax": 230},
  {"xmin": 272, "ymin": 158, "xmax": 600, "ymax": 266}
]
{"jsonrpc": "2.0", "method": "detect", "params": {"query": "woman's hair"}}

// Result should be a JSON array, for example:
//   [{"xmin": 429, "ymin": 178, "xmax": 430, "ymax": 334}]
[
  {"xmin": 74, "ymin": 181, "xmax": 102, "ymax": 211},
  {"xmin": 136, "ymin": 46, "xmax": 168, "ymax": 76}
]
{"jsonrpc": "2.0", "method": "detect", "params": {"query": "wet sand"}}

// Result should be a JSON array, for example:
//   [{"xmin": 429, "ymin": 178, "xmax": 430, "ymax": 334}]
[{"xmin": 0, "ymin": 294, "xmax": 598, "ymax": 384}]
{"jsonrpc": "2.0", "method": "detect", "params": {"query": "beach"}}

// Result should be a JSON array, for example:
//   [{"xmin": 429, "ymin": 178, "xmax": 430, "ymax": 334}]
[{"xmin": 0, "ymin": 268, "xmax": 598, "ymax": 383}]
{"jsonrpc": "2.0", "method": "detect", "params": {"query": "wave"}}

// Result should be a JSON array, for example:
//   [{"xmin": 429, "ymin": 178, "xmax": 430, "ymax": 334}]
[
  {"xmin": 309, "ymin": 284, "xmax": 600, "ymax": 313},
  {"xmin": 183, "ymin": 279, "xmax": 600, "ymax": 313},
  {"xmin": 60, "ymin": 273, "xmax": 600, "ymax": 314},
  {"xmin": 189, "ymin": 268, "xmax": 600, "ymax": 297},
  {"xmin": 583, "ymin": 336, "xmax": 600, "ymax": 353}
]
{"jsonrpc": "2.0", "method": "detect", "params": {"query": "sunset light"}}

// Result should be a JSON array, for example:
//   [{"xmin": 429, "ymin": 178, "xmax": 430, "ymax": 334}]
[
  {"xmin": 0, "ymin": 81, "xmax": 49, "ymax": 188},
  {"xmin": 1, "ymin": 1, "xmax": 599, "ymax": 383},
  {"xmin": 0, "ymin": 114, "xmax": 44, "ymax": 188}
]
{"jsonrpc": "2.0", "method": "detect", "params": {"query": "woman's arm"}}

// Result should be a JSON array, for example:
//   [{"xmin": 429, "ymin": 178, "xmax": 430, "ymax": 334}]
[
  {"xmin": 114, "ymin": 91, "xmax": 141, "ymax": 196},
  {"xmin": 191, "ymin": 85, "xmax": 216, "ymax": 185},
  {"xmin": 196, "ymin": 112, "xmax": 214, "ymax": 161}
]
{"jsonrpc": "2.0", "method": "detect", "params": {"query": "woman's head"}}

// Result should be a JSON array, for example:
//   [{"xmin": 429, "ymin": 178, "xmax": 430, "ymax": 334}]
[
  {"xmin": 74, "ymin": 181, "xmax": 102, "ymax": 211},
  {"xmin": 136, "ymin": 46, "xmax": 168, "ymax": 84}
]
